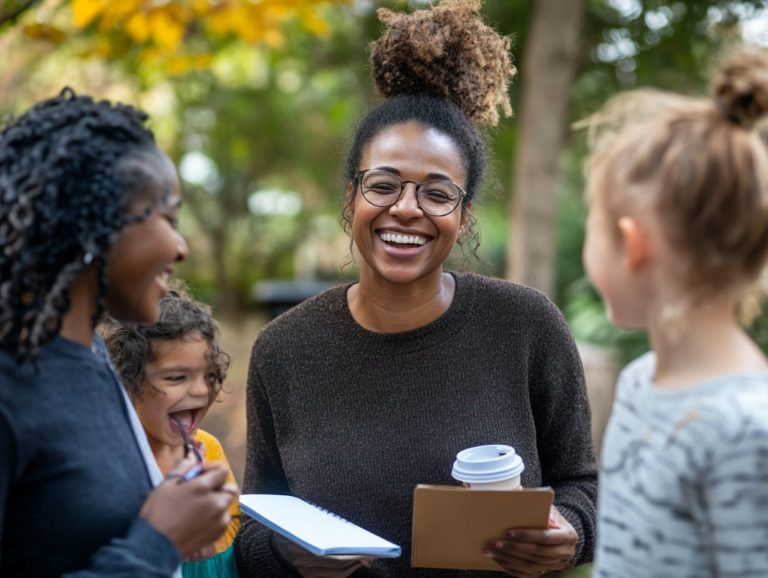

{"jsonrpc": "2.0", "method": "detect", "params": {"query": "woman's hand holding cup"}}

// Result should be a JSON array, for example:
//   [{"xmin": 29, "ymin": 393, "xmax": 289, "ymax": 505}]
[{"xmin": 450, "ymin": 445, "xmax": 577, "ymax": 575}]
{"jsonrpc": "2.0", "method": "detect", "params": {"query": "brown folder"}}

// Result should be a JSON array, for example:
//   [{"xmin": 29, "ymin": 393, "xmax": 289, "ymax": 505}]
[{"xmin": 411, "ymin": 484, "xmax": 554, "ymax": 571}]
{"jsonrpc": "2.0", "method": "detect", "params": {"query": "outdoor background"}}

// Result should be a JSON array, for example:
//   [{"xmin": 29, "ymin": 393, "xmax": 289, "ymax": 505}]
[{"xmin": 2, "ymin": 0, "xmax": 767, "ymax": 489}]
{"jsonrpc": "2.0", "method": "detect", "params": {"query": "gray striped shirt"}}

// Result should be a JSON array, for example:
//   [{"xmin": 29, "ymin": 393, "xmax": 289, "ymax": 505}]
[{"xmin": 595, "ymin": 352, "xmax": 768, "ymax": 578}]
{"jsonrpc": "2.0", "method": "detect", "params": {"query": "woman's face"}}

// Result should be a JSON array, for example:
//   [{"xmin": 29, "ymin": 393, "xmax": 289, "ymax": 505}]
[
  {"xmin": 351, "ymin": 121, "xmax": 469, "ymax": 286},
  {"xmin": 106, "ymin": 154, "xmax": 188, "ymax": 325}
]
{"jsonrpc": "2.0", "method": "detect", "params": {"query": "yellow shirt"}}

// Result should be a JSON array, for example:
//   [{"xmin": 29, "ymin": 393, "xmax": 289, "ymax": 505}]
[{"xmin": 193, "ymin": 429, "xmax": 241, "ymax": 553}]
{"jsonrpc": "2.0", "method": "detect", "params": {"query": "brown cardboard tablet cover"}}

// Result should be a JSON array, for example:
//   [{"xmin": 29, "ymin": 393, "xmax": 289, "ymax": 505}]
[{"xmin": 411, "ymin": 485, "xmax": 554, "ymax": 571}]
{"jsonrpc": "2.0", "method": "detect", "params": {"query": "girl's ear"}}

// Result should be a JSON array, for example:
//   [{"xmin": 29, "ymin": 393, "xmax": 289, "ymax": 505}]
[{"xmin": 618, "ymin": 216, "xmax": 650, "ymax": 270}]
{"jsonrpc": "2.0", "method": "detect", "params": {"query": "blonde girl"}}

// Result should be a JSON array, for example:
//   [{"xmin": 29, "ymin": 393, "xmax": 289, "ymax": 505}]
[{"xmin": 582, "ymin": 49, "xmax": 768, "ymax": 577}]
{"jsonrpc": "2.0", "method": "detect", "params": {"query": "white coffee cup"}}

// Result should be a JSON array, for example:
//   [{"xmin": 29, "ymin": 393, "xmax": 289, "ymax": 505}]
[{"xmin": 451, "ymin": 444, "xmax": 524, "ymax": 490}]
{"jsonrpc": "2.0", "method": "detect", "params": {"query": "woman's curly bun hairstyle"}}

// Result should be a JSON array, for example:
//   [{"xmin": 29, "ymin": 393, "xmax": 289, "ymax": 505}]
[
  {"xmin": 344, "ymin": 0, "xmax": 515, "ymax": 257},
  {"xmin": 370, "ymin": 0, "xmax": 515, "ymax": 127},
  {"xmin": 713, "ymin": 47, "xmax": 768, "ymax": 129}
]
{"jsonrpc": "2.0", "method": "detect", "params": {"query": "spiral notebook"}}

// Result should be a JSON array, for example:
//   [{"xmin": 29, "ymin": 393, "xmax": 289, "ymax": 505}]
[{"xmin": 239, "ymin": 494, "xmax": 401, "ymax": 558}]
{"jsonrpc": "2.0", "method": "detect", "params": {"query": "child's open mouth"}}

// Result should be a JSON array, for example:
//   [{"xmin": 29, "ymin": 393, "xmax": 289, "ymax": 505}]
[{"xmin": 169, "ymin": 408, "xmax": 200, "ymax": 433}]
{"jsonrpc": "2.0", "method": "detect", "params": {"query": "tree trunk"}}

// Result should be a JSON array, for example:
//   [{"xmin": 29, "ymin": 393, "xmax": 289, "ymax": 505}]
[{"xmin": 506, "ymin": 0, "xmax": 584, "ymax": 298}]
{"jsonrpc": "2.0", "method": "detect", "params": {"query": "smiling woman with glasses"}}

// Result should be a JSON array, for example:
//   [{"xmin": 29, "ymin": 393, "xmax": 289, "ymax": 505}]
[{"xmin": 235, "ymin": 2, "xmax": 598, "ymax": 577}]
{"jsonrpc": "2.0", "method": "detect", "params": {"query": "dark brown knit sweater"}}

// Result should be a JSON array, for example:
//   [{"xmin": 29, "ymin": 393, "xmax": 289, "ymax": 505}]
[{"xmin": 234, "ymin": 272, "xmax": 597, "ymax": 577}]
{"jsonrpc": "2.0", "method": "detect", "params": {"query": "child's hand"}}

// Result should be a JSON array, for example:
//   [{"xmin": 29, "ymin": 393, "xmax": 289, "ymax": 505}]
[{"xmin": 140, "ymin": 458, "xmax": 234, "ymax": 558}]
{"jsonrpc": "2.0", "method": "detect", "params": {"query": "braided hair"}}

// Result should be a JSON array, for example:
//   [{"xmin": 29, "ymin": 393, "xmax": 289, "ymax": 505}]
[
  {"xmin": 343, "ymin": 0, "xmax": 515, "ymax": 254},
  {"xmin": 0, "ymin": 88, "xmax": 166, "ymax": 363}
]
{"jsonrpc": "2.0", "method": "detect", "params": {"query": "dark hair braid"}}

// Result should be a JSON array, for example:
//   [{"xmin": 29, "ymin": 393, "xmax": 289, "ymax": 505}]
[{"xmin": 0, "ymin": 88, "xmax": 161, "ymax": 363}]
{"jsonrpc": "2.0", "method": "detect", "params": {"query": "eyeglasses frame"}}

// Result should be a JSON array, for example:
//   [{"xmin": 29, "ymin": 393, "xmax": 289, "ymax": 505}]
[{"xmin": 355, "ymin": 168, "xmax": 467, "ymax": 217}]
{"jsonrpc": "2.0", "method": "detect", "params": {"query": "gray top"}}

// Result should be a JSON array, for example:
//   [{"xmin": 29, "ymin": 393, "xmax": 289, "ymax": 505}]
[
  {"xmin": 595, "ymin": 352, "xmax": 768, "ymax": 578},
  {"xmin": 234, "ymin": 272, "xmax": 597, "ymax": 577}
]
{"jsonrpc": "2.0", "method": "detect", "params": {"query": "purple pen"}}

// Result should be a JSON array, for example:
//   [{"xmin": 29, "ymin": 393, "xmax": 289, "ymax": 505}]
[{"xmin": 172, "ymin": 415, "xmax": 204, "ymax": 481}]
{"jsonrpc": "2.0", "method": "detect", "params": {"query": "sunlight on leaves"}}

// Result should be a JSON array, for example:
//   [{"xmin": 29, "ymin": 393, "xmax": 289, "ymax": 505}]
[{"xmin": 33, "ymin": 0, "xmax": 351, "ymax": 77}]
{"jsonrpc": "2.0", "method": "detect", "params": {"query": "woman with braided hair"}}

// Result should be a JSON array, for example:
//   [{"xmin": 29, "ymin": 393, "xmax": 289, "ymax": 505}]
[
  {"xmin": 234, "ymin": 2, "xmax": 596, "ymax": 577},
  {"xmin": 0, "ymin": 89, "xmax": 235, "ymax": 577}
]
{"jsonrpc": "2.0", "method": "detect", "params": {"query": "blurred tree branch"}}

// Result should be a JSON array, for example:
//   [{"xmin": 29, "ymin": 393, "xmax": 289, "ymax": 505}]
[{"xmin": 0, "ymin": 0, "xmax": 41, "ymax": 28}]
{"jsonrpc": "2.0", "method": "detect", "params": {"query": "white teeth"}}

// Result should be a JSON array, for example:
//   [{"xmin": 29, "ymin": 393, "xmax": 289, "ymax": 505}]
[{"xmin": 380, "ymin": 232, "xmax": 427, "ymax": 246}]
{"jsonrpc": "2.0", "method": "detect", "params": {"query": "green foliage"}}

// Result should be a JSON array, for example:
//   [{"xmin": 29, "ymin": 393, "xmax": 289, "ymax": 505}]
[
  {"xmin": 556, "ymin": 0, "xmax": 768, "ymax": 361},
  {"xmin": 3, "ymin": 0, "xmax": 767, "ymax": 356}
]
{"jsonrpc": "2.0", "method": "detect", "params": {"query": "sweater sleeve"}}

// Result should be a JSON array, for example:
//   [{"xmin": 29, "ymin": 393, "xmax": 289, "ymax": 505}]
[
  {"xmin": 234, "ymin": 339, "xmax": 298, "ymax": 578},
  {"xmin": 0, "ymin": 408, "xmax": 180, "ymax": 578},
  {"xmin": 528, "ymin": 298, "xmax": 598, "ymax": 566},
  {"xmin": 61, "ymin": 518, "xmax": 180, "ymax": 578}
]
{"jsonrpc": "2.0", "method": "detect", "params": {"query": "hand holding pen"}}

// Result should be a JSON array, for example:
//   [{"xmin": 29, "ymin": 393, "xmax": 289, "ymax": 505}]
[{"xmin": 139, "ymin": 417, "xmax": 236, "ymax": 558}]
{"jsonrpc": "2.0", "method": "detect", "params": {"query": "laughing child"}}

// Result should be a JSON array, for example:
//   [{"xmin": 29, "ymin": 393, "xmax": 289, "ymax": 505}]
[{"xmin": 103, "ymin": 286, "xmax": 240, "ymax": 578}]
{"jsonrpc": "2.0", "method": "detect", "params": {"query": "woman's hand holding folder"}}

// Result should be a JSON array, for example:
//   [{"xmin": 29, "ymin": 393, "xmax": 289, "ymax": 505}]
[
  {"xmin": 483, "ymin": 505, "xmax": 577, "ymax": 577},
  {"xmin": 271, "ymin": 533, "xmax": 374, "ymax": 577}
]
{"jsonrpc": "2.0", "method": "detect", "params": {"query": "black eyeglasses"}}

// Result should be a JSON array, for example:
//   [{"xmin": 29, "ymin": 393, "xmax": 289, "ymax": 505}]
[{"xmin": 356, "ymin": 169, "xmax": 466, "ymax": 217}]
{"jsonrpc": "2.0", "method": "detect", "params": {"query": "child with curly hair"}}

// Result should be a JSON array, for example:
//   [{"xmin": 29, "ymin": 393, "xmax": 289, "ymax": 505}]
[
  {"xmin": 234, "ymin": 1, "xmax": 597, "ymax": 577},
  {"xmin": 104, "ymin": 287, "xmax": 241, "ymax": 578},
  {"xmin": 0, "ymin": 89, "xmax": 235, "ymax": 577},
  {"xmin": 582, "ymin": 48, "xmax": 768, "ymax": 577}
]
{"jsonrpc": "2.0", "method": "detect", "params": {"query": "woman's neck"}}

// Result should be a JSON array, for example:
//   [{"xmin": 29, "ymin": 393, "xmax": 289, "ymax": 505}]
[
  {"xmin": 649, "ymin": 297, "xmax": 768, "ymax": 389},
  {"xmin": 59, "ymin": 269, "xmax": 98, "ymax": 348},
  {"xmin": 348, "ymin": 269, "xmax": 455, "ymax": 333}
]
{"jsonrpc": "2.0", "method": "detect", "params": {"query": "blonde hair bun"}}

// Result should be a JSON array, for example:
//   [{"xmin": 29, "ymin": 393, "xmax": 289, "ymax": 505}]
[
  {"xmin": 713, "ymin": 47, "xmax": 768, "ymax": 129},
  {"xmin": 369, "ymin": 0, "xmax": 515, "ymax": 127}
]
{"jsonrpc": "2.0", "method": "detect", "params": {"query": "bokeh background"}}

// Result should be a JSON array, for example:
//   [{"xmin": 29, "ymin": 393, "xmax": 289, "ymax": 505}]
[{"xmin": 2, "ymin": 0, "xmax": 767, "ymax": 486}]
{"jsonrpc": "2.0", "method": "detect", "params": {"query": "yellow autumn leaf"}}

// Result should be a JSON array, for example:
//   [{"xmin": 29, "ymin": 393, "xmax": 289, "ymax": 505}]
[
  {"xmin": 125, "ymin": 12, "xmax": 150, "ymax": 43},
  {"xmin": 98, "ymin": 0, "xmax": 144, "ymax": 32},
  {"xmin": 149, "ymin": 10, "xmax": 185, "ymax": 52},
  {"xmin": 191, "ymin": 53, "xmax": 214, "ymax": 68},
  {"xmin": 263, "ymin": 28, "xmax": 284, "ymax": 48},
  {"xmin": 65, "ymin": 0, "xmax": 347, "ymax": 78},
  {"xmin": 72, "ymin": 0, "xmax": 106, "ymax": 28},
  {"xmin": 165, "ymin": 53, "xmax": 212, "ymax": 75},
  {"xmin": 302, "ymin": 13, "xmax": 330, "ymax": 38},
  {"xmin": 22, "ymin": 23, "xmax": 67, "ymax": 43},
  {"xmin": 206, "ymin": 6, "xmax": 239, "ymax": 37},
  {"xmin": 191, "ymin": 0, "xmax": 214, "ymax": 17},
  {"xmin": 138, "ymin": 46, "xmax": 162, "ymax": 64}
]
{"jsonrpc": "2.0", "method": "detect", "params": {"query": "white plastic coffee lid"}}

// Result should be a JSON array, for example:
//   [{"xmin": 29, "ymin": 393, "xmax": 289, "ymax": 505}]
[{"xmin": 451, "ymin": 444, "xmax": 525, "ymax": 483}]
